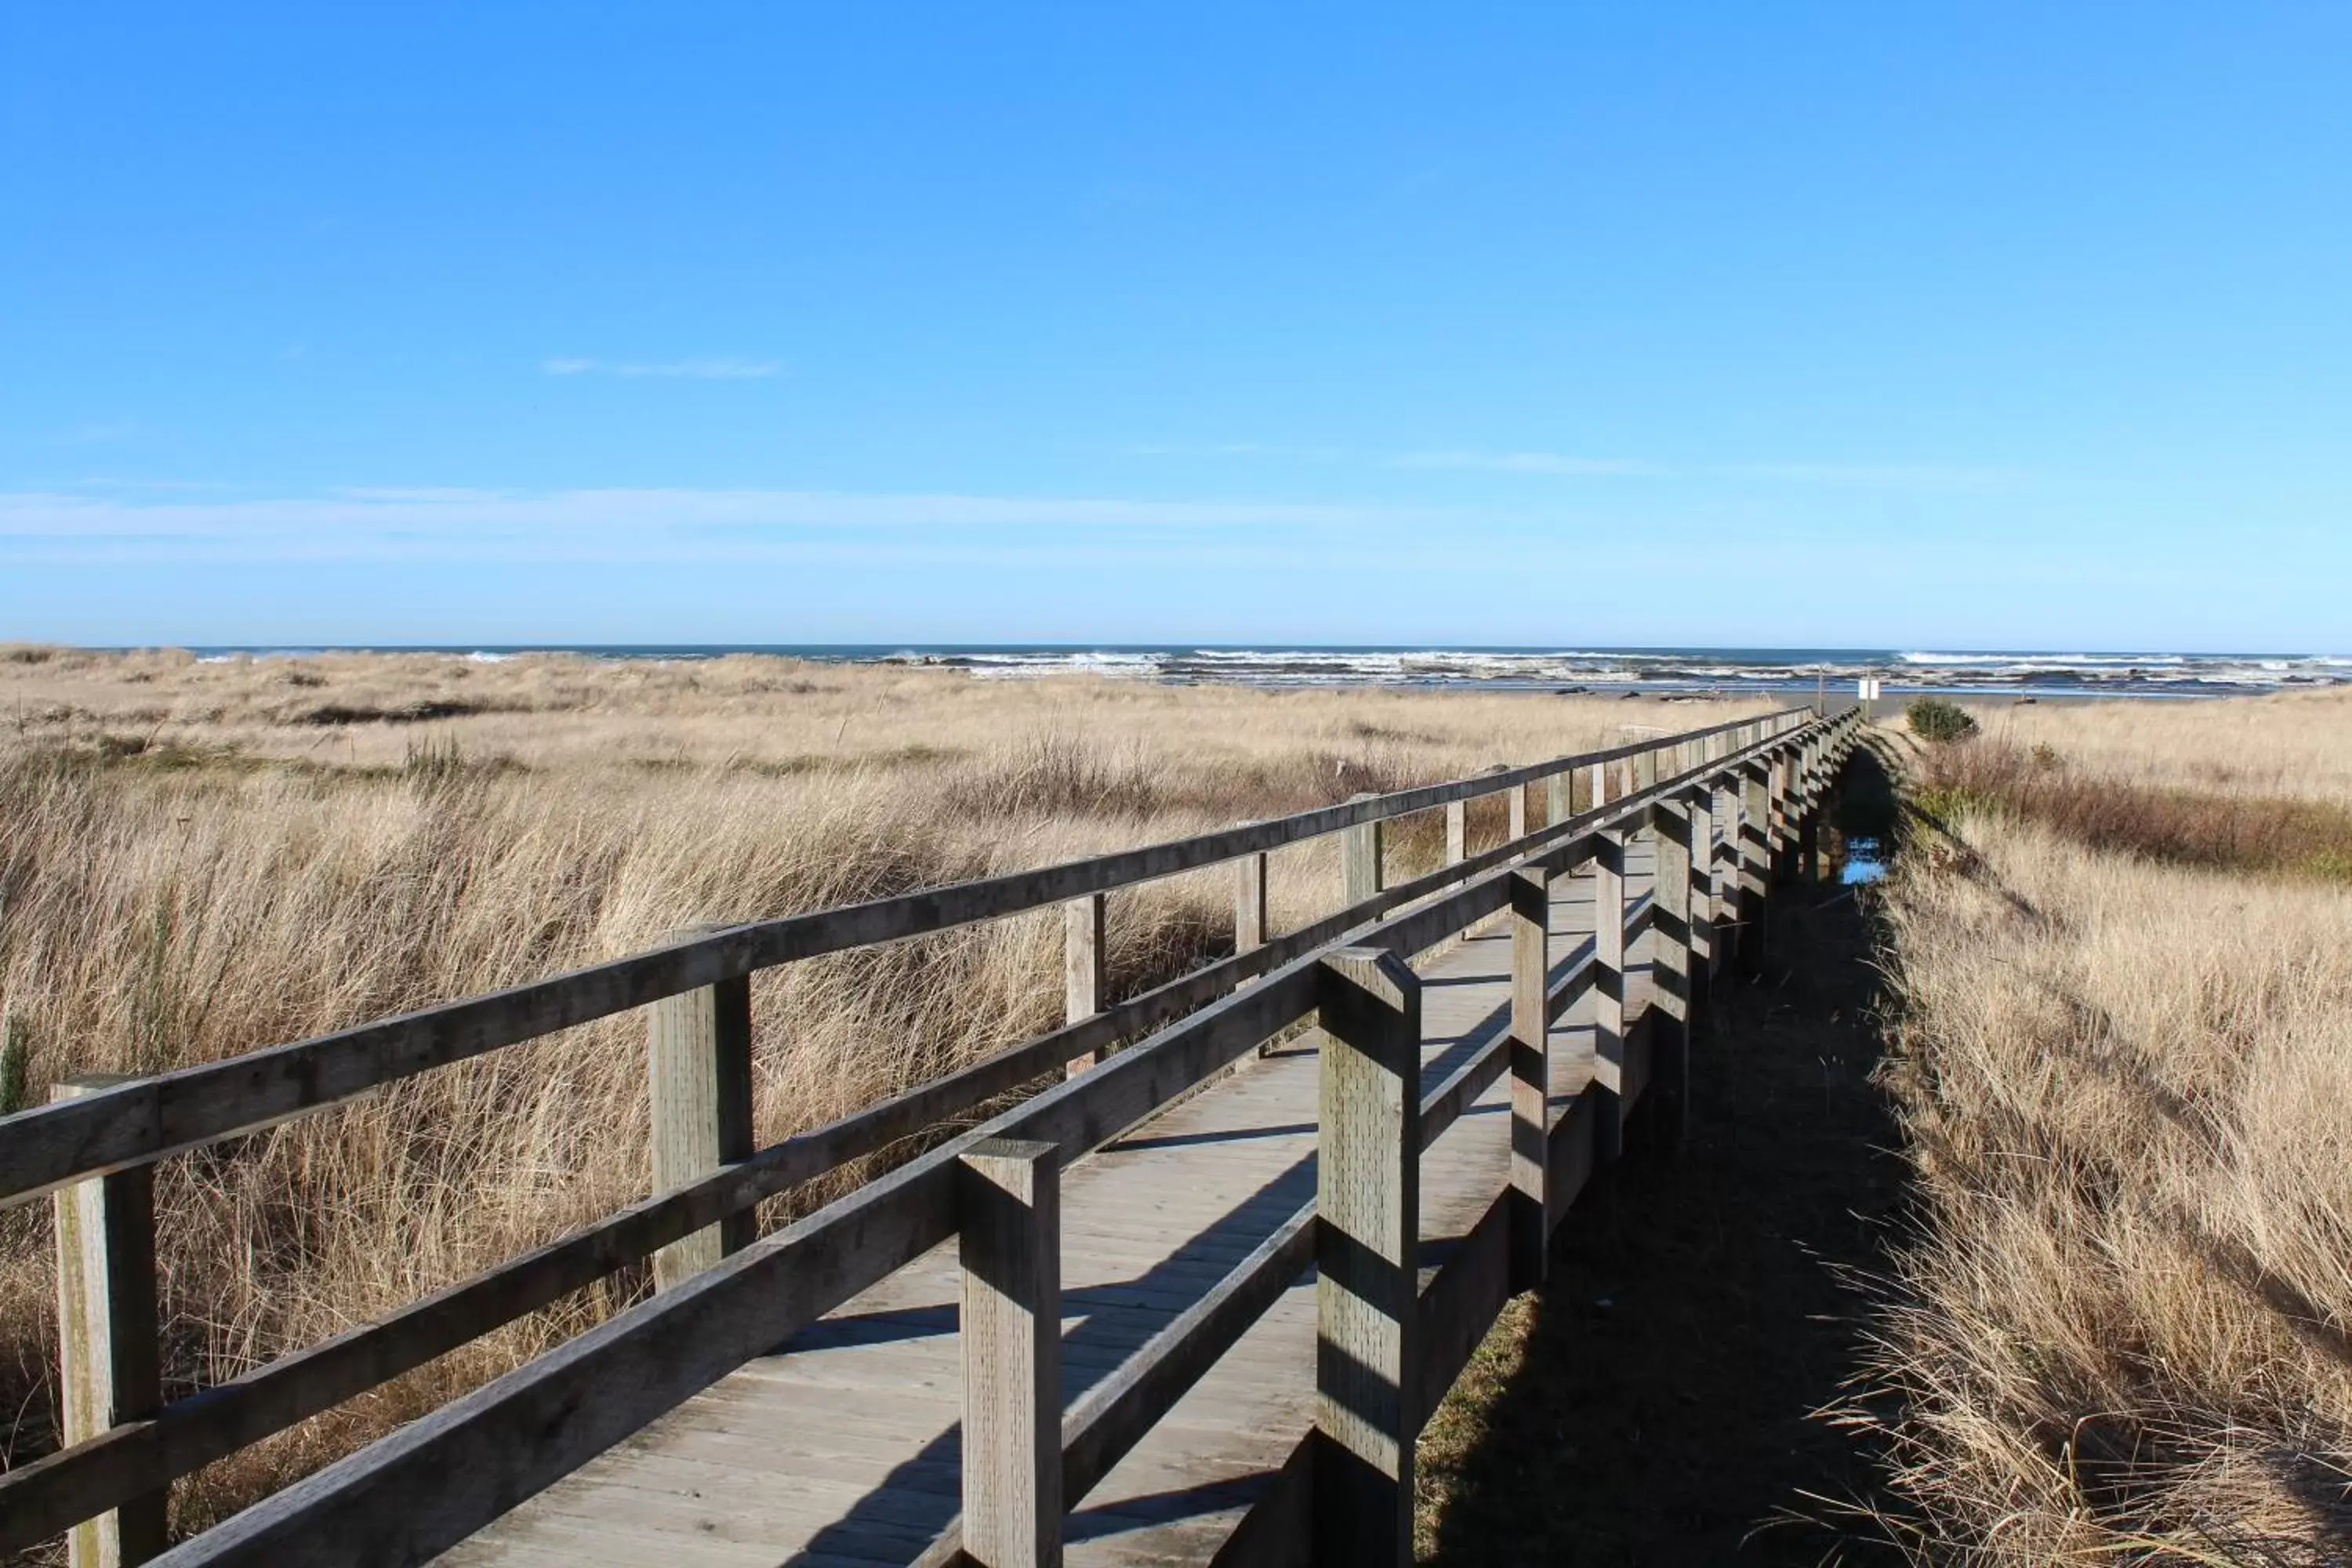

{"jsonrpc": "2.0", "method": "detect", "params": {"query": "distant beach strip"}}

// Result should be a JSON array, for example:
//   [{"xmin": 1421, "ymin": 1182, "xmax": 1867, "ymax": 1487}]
[{"xmin": 172, "ymin": 646, "xmax": 2352, "ymax": 699}]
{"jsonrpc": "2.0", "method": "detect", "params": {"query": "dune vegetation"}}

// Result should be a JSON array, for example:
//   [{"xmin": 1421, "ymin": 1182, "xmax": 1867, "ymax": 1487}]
[
  {"xmin": 1860, "ymin": 688, "xmax": 2352, "ymax": 1563},
  {"xmin": 0, "ymin": 645, "xmax": 1776, "ymax": 1548},
  {"xmin": 15, "ymin": 642, "xmax": 2350, "ymax": 1563}
]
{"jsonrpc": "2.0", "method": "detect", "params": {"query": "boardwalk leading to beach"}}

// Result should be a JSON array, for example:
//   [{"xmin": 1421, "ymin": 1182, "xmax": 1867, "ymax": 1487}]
[
  {"xmin": 440, "ymin": 857, "xmax": 1660, "ymax": 1567},
  {"xmin": 0, "ymin": 706, "xmax": 1857, "ymax": 1568}
]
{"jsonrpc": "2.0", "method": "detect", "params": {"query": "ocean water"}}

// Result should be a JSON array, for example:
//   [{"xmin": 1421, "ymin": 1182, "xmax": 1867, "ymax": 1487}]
[{"xmin": 183, "ymin": 644, "xmax": 2352, "ymax": 699}]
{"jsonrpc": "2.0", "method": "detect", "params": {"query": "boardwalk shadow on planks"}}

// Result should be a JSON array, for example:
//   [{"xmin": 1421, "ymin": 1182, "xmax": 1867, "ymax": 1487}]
[{"xmin": 1419, "ymin": 846, "xmax": 1906, "ymax": 1566}]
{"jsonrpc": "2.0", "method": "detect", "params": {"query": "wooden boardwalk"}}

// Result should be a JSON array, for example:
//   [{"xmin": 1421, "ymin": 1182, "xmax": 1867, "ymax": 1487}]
[
  {"xmin": 440, "ymin": 845, "xmax": 1669, "ymax": 1567},
  {"xmin": 3, "ymin": 706, "xmax": 1852, "ymax": 1568}
]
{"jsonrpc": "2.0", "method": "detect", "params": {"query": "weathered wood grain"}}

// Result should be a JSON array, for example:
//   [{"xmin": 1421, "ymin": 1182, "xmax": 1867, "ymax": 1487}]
[
  {"xmin": 648, "ymin": 957, "xmax": 754, "ymax": 1291},
  {"xmin": 51, "ymin": 1077, "xmax": 165, "ymax": 1568},
  {"xmin": 1341, "ymin": 798, "xmax": 1384, "ymax": 907},
  {"xmin": 1063, "ymin": 895, "xmax": 1109, "ymax": 1076},
  {"xmin": 959, "ymin": 1140, "xmax": 1062, "ymax": 1568},
  {"xmin": 1507, "ymin": 866, "xmax": 1552, "ymax": 1290},
  {"xmin": 1592, "ymin": 829, "xmax": 1628, "ymax": 1167},
  {"xmin": 1648, "ymin": 798, "xmax": 1694, "ymax": 1144},
  {"xmin": 1312, "ymin": 949, "xmax": 1421, "ymax": 1568}
]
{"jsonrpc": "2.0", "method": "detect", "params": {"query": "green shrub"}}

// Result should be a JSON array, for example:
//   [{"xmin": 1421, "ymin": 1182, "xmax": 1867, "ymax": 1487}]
[{"xmin": 1906, "ymin": 698, "xmax": 1979, "ymax": 744}]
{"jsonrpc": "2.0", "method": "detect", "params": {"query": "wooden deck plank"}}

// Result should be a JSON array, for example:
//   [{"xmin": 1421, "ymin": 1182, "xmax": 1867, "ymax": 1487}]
[{"xmin": 437, "ymin": 840, "xmax": 1672, "ymax": 1567}]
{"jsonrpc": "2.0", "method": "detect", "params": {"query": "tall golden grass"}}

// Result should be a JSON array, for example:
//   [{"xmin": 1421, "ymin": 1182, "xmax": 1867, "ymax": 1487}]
[
  {"xmin": 0, "ymin": 648, "xmax": 1771, "ymax": 1548},
  {"xmin": 1862, "ymin": 690, "xmax": 2352, "ymax": 1564},
  {"xmin": 1945, "ymin": 688, "xmax": 2352, "ymax": 806}
]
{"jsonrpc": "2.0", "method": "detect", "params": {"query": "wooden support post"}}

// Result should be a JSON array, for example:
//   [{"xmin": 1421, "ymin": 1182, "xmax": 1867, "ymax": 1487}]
[
  {"xmin": 1685, "ymin": 785, "xmax": 1716, "ymax": 1011},
  {"xmin": 1232, "ymin": 833, "xmax": 1269, "ymax": 954},
  {"xmin": 1649, "ymin": 799, "xmax": 1693, "ymax": 1146},
  {"xmin": 1799, "ymin": 738, "xmax": 1824, "ymax": 883},
  {"xmin": 1313, "ymin": 947, "xmax": 1421, "ymax": 1568},
  {"xmin": 1545, "ymin": 768, "xmax": 1570, "ymax": 828},
  {"xmin": 1465, "ymin": 768, "xmax": 1511, "ymax": 935},
  {"xmin": 1635, "ymin": 748, "xmax": 1657, "ymax": 794},
  {"xmin": 1508, "ymin": 868, "xmax": 1552, "ymax": 1289},
  {"xmin": 1738, "ymin": 763, "xmax": 1772, "ymax": 975},
  {"xmin": 1064, "ymin": 895, "xmax": 1106, "ymax": 1023},
  {"xmin": 1710, "ymin": 775, "xmax": 1740, "ymax": 980},
  {"xmin": 1592, "ymin": 831, "xmax": 1627, "ymax": 1166},
  {"xmin": 1508, "ymin": 782, "xmax": 1528, "ymax": 843},
  {"xmin": 1771, "ymin": 750, "xmax": 1797, "ymax": 884},
  {"xmin": 52, "ymin": 1076, "xmax": 166, "ymax": 1568},
  {"xmin": 1443, "ymin": 798, "xmax": 1466, "ymax": 873},
  {"xmin": 648, "ymin": 938, "xmax": 755, "ymax": 1291},
  {"xmin": 960, "ymin": 1138, "xmax": 1062, "ymax": 1568},
  {"xmin": 1062, "ymin": 893, "xmax": 1109, "ymax": 1076},
  {"xmin": 1588, "ymin": 760, "xmax": 1608, "ymax": 811},
  {"xmin": 1341, "ymin": 797, "xmax": 1384, "ymax": 907}
]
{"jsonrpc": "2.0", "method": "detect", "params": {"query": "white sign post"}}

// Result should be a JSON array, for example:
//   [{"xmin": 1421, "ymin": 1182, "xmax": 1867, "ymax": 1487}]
[{"xmin": 1857, "ymin": 677, "xmax": 1883, "ymax": 721}]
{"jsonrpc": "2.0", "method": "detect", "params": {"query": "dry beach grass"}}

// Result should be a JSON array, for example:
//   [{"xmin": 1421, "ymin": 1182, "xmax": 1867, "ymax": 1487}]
[
  {"xmin": 0, "ymin": 645, "xmax": 1773, "ymax": 1550},
  {"xmin": 14, "ymin": 642, "xmax": 2352, "ymax": 1564},
  {"xmin": 1860, "ymin": 690, "xmax": 2352, "ymax": 1564}
]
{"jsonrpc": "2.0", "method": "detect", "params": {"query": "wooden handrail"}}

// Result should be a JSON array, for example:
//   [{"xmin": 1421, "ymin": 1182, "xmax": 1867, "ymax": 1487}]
[
  {"xmin": 0, "ymin": 726, "xmax": 1809, "ymax": 1552},
  {"xmin": 8, "ymin": 708, "xmax": 1854, "ymax": 1563},
  {"xmin": 0, "ymin": 709, "xmax": 1812, "ymax": 1207}
]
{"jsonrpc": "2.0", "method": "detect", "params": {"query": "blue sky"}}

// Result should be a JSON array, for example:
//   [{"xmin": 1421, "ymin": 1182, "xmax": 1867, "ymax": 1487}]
[{"xmin": 3, "ymin": 5, "xmax": 2347, "ymax": 649}]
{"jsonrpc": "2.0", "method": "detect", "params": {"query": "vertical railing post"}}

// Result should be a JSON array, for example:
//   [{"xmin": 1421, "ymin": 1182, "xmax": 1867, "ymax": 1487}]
[
  {"xmin": 1649, "ymin": 797, "xmax": 1693, "ymax": 1146},
  {"xmin": 1313, "ymin": 947, "xmax": 1421, "ymax": 1568},
  {"xmin": 1709, "ymin": 771, "xmax": 1739, "ymax": 980},
  {"xmin": 52, "ymin": 1076, "xmax": 167, "ymax": 1568},
  {"xmin": 1443, "ymin": 798, "xmax": 1467, "ymax": 874},
  {"xmin": 1545, "ymin": 765, "xmax": 1571, "ymax": 827},
  {"xmin": 1685, "ymin": 783, "xmax": 1716, "ymax": 1007},
  {"xmin": 1508, "ymin": 867, "xmax": 1552, "ymax": 1288},
  {"xmin": 1799, "ymin": 734, "xmax": 1824, "ymax": 882},
  {"xmin": 1771, "ymin": 748, "xmax": 1797, "ymax": 884},
  {"xmin": 1592, "ymin": 830, "xmax": 1626, "ymax": 1166},
  {"xmin": 1508, "ymin": 779, "xmax": 1528, "ymax": 843},
  {"xmin": 1232, "ymin": 826, "xmax": 1269, "ymax": 955},
  {"xmin": 960, "ymin": 1138, "xmax": 1062, "ymax": 1568},
  {"xmin": 1588, "ymin": 760, "xmax": 1608, "ymax": 811},
  {"xmin": 648, "ymin": 932, "xmax": 755, "ymax": 1291},
  {"xmin": 1341, "ymin": 795, "xmax": 1384, "ymax": 908},
  {"xmin": 1738, "ymin": 762, "xmax": 1773, "ymax": 975},
  {"xmin": 1063, "ymin": 893, "xmax": 1108, "ymax": 1076},
  {"xmin": 1064, "ymin": 895, "xmax": 1106, "ymax": 1022}
]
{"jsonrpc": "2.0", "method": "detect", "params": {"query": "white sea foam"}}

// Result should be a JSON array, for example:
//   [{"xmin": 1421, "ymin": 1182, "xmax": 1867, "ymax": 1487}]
[
  {"xmin": 172, "ymin": 644, "xmax": 2350, "ymax": 696},
  {"xmin": 943, "ymin": 646, "xmax": 2350, "ymax": 695}
]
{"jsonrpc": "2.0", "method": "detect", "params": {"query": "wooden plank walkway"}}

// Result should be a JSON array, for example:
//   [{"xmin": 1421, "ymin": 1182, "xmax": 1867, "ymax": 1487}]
[{"xmin": 437, "ymin": 837, "xmax": 1679, "ymax": 1568}]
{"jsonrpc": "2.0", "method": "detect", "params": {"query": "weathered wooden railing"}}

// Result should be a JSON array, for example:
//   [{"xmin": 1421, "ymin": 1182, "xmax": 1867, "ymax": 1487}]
[{"xmin": 0, "ymin": 703, "xmax": 1856, "ymax": 1567}]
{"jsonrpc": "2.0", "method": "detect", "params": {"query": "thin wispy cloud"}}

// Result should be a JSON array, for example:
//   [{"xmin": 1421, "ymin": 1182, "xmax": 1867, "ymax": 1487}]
[
  {"xmin": 1388, "ymin": 449, "xmax": 1656, "ymax": 477},
  {"xmin": 0, "ymin": 485, "xmax": 2084, "ymax": 590},
  {"xmin": 1106, "ymin": 442, "xmax": 2027, "ymax": 495},
  {"xmin": 1105, "ymin": 441, "xmax": 1349, "ymax": 462},
  {"xmin": 0, "ymin": 486, "xmax": 1412, "ymax": 566},
  {"xmin": 540, "ymin": 356, "xmax": 782, "ymax": 379},
  {"xmin": 1722, "ymin": 462, "xmax": 2029, "ymax": 492}
]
